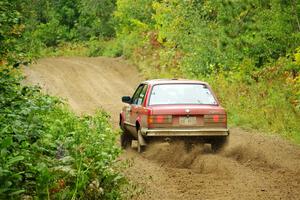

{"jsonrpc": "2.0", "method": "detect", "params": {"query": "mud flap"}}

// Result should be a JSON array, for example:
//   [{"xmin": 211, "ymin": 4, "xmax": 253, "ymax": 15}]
[{"xmin": 138, "ymin": 130, "xmax": 147, "ymax": 146}]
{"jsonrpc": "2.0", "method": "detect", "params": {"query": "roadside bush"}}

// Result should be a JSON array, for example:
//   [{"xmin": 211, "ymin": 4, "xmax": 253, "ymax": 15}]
[
  {"xmin": 85, "ymin": 38, "xmax": 105, "ymax": 57},
  {"xmin": 39, "ymin": 42, "xmax": 89, "ymax": 57},
  {"xmin": 0, "ymin": 66, "xmax": 123, "ymax": 199},
  {"xmin": 101, "ymin": 39, "xmax": 123, "ymax": 57},
  {"xmin": 33, "ymin": 18, "xmax": 69, "ymax": 47},
  {"xmin": 204, "ymin": 58, "xmax": 300, "ymax": 143}
]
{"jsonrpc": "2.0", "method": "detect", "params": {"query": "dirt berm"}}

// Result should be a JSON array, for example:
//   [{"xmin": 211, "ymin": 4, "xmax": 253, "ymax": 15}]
[{"xmin": 24, "ymin": 57, "xmax": 300, "ymax": 200}]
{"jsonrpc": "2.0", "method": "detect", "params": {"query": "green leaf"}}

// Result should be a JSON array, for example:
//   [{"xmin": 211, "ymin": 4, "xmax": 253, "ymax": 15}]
[
  {"xmin": 9, "ymin": 189, "xmax": 25, "ymax": 196},
  {"xmin": 1, "ymin": 136, "xmax": 13, "ymax": 148},
  {"xmin": 7, "ymin": 156, "xmax": 24, "ymax": 166}
]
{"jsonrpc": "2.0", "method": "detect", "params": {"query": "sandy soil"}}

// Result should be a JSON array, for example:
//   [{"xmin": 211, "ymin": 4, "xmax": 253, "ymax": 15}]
[{"xmin": 24, "ymin": 57, "xmax": 300, "ymax": 200}]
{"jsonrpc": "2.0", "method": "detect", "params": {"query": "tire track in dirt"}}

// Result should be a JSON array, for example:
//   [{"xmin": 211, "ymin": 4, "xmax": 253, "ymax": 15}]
[{"xmin": 24, "ymin": 57, "xmax": 300, "ymax": 200}]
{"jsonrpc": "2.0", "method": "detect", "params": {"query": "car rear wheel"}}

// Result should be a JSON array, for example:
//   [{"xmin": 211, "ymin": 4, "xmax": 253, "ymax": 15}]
[
  {"xmin": 120, "ymin": 131, "xmax": 132, "ymax": 149},
  {"xmin": 210, "ymin": 136, "xmax": 228, "ymax": 152}
]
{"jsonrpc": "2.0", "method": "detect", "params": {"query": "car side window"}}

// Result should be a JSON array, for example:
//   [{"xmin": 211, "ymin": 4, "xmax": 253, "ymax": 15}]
[
  {"xmin": 131, "ymin": 84, "xmax": 144, "ymax": 105},
  {"xmin": 136, "ymin": 85, "xmax": 148, "ymax": 105}
]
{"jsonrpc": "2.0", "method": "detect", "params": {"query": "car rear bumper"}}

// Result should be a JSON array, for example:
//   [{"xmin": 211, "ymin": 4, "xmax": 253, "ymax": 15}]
[{"xmin": 141, "ymin": 128, "xmax": 229, "ymax": 137}]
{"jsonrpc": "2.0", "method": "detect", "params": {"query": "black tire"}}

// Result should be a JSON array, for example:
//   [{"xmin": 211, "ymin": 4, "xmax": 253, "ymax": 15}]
[
  {"xmin": 210, "ymin": 136, "xmax": 228, "ymax": 152},
  {"xmin": 120, "ymin": 131, "xmax": 132, "ymax": 149}
]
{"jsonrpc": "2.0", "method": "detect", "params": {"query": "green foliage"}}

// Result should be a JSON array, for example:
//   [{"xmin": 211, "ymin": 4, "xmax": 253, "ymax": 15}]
[
  {"xmin": 0, "ymin": 0, "xmax": 28, "ymax": 65},
  {"xmin": 39, "ymin": 42, "xmax": 89, "ymax": 57},
  {"xmin": 0, "ymin": 66, "xmax": 123, "ymax": 199},
  {"xmin": 205, "ymin": 58, "xmax": 300, "ymax": 143},
  {"xmin": 76, "ymin": 0, "xmax": 116, "ymax": 39},
  {"xmin": 33, "ymin": 18, "xmax": 69, "ymax": 46},
  {"xmin": 1, "ymin": 0, "xmax": 117, "ymax": 54},
  {"xmin": 114, "ymin": 0, "xmax": 154, "ymax": 33},
  {"xmin": 113, "ymin": 0, "xmax": 155, "ymax": 58},
  {"xmin": 0, "ymin": 1, "xmax": 126, "ymax": 199},
  {"xmin": 149, "ymin": 0, "xmax": 300, "ymax": 75}
]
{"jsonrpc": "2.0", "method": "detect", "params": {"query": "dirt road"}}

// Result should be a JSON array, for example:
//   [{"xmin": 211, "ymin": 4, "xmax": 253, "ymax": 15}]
[{"xmin": 24, "ymin": 57, "xmax": 300, "ymax": 200}]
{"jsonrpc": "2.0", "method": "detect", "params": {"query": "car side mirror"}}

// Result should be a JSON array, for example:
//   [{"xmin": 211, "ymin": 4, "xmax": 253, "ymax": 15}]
[{"xmin": 122, "ymin": 96, "xmax": 131, "ymax": 104}]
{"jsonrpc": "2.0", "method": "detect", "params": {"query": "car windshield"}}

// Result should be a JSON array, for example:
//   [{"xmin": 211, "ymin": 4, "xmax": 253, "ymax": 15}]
[{"xmin": 148, "ymin": 84, "xmax": 217, "ymax": 105}]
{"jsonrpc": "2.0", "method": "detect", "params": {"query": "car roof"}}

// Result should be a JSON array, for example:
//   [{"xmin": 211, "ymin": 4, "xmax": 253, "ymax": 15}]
[{"xmin": 142, "ymin": 79, "xmax": 208, "ymax": 85}]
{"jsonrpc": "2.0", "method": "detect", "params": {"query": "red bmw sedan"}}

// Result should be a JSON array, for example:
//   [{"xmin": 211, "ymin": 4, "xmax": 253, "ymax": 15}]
[{"xmin": 119, "ymin": 79, "xmax": 229, "ymax": 152}]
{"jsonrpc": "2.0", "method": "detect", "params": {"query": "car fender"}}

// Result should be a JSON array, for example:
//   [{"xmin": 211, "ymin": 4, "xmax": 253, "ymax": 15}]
[
  {"xmin": 136, "ymin": 115, "xmax": 142, "ymax": 129},
  {"xmin": 120, "ymin": 111, "xmax": 126, "ymax": 127}
]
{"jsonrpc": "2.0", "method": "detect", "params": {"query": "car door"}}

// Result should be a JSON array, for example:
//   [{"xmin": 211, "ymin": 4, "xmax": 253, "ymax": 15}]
[
  {"xmin": 129, "ymin": 84, "xmax": 148, "ymax": 135},
  {"xmin": 124, "ymin": 84, "xmax": 144, "ymax": 135}
]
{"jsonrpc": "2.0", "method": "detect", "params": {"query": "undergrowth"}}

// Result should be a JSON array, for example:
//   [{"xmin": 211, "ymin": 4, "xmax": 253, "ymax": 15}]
[
  {"xmin": 205, "ymin": 63, "xmax": 300, "ymax": 143},
  {"xmin": 0, "ymin": 66, "xmax": 124, "ymax": 199},
  {"xmin": 38, "ymin": 39, "xmax": 123, "ymax": 58}
]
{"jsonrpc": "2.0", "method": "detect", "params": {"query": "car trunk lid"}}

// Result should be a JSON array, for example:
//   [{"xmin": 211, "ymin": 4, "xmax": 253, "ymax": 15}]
[{"xmin": 148, "ymin": 105, "xmax": 226, "ymax": 128}]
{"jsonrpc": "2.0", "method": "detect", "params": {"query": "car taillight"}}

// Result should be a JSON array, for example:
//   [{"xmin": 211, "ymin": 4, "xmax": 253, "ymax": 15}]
[
  {"xmin": 204, "ymin": 114, "xmax": 227, "ymax": 128},
  {"xmin": 148, "ymin": 115, "xmax": 172, "ymax": 124},
  {"xmin": 213, "ymin": 115, "xmax": 219, "ymax": 122},
  {"xmin": 204, "ymin": 114, "xmax": 226, "ymax": 123}
]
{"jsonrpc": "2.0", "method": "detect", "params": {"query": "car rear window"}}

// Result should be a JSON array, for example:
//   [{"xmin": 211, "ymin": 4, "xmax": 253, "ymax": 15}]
[{"xmin": 148, "ymin": 84, "xmax": 217, "ymax": 105}]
